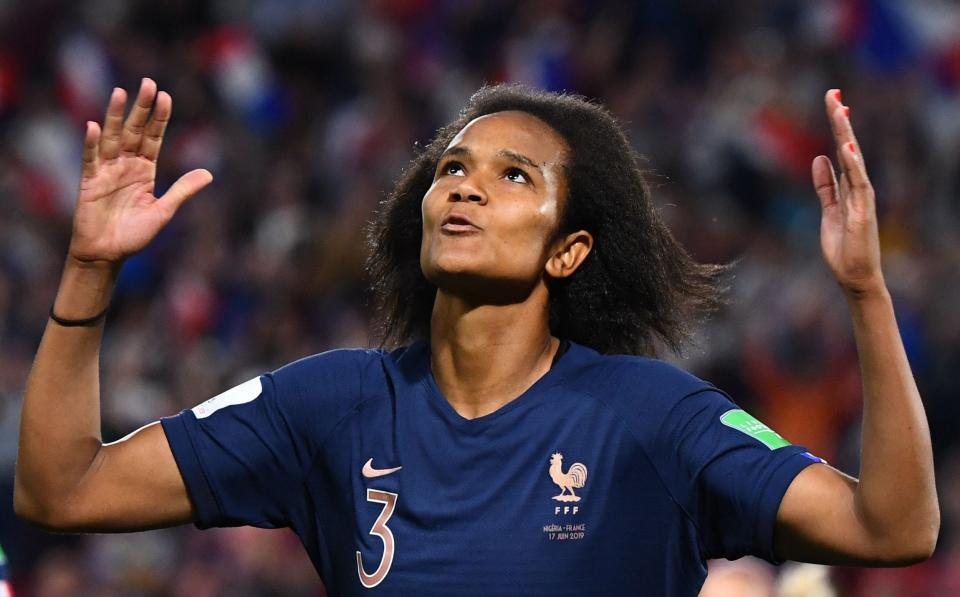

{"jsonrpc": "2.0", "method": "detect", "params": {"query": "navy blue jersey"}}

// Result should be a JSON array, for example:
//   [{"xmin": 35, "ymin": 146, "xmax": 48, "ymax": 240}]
[{"xmin": 162, "ymin": 341, "xmax": 819, "ymax": 596}]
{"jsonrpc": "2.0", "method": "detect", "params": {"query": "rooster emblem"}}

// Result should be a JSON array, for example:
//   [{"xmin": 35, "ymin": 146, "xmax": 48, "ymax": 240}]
[{"xmin": 549, "ymin": 453, "xmax": 588, "ymax": 502}]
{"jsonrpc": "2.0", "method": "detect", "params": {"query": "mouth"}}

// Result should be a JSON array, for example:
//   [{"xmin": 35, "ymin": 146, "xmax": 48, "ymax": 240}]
[{"xmin": 440, "ymin": 213, "xmax": 482, "ymax": 233}]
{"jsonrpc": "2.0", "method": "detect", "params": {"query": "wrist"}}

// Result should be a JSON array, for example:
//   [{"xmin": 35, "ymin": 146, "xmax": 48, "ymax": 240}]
[
  {"xmin": 64, "ymin": 254, "xmax": 123, "ymax": 276},
  {"xmin": 55, "ymin": 256, "xmax": 120, "ymax": 320},
  {"xmin": 49, "ymin": 303, "xmax": 110, "ymax": 327},
  {"xmin": 843, "ymin": 283, "xmax": 894, "ymax": 325},
  {"xmin": 841, "ymin": 277, "xmax": 889, "ymax": 305}
]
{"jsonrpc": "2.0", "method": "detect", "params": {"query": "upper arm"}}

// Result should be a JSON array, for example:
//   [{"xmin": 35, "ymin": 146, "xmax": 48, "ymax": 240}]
[
  {"xmin": 49, "ymin": 421, "xmax": 194, "ymax": 532},
  {"xmin": 774, "ymin": 463, "xmax": 931, "ymax": 566},
  {"xmin": 645, "ymin": 382, "xmax": 819, "ymax": 562}
]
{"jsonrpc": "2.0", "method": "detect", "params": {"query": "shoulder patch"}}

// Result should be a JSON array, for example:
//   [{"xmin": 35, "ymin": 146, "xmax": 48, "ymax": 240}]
[
  {"xmin": 720, "ymin": 409, "xmax": 791, "ymax": 449},
  {"xmin": 192, "ymin": 377, "xmax": 263, "ymax": 419}
]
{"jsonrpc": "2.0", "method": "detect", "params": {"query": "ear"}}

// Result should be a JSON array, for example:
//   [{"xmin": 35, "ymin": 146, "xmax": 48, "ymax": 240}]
[{"xmin": 545, "ymin": 230, "xmax": 593, "ymax": 279}]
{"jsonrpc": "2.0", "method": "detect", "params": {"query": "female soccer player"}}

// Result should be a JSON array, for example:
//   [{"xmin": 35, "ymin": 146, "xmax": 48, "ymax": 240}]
[{"xmin": 15, "ymin": 79, "xmax": 938, "ymax": 596}]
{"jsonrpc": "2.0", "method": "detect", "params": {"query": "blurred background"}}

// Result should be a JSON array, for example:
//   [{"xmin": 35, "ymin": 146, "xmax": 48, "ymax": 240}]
[{"xmin": 0, "ymin": 0, "xmax": 958, "ymax": 595}]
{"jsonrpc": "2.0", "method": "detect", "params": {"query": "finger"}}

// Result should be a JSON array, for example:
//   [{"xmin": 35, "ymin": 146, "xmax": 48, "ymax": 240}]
[
  {"xmin": 837, "ymin": 136, "xmax": 872, "ymax": 212},
  {"xmin": 830, "ymin": 107, "xmax": 873, "ymax": 214},
  {"xmin": 811, "ymin": 155, "xmax": 839, "ymax": 212},
  {"xmin": 824, "ymin": 89, "xmax": 844, "ymax": 148},
  {"xmin": 839, "ymin": 171, "xmax": 852, "ymax": 215},
  {"xmin": 81, "ymin": 121, "xmax": 101, "ymax": 180},
  {"xmin": 825, "ymin": 89, "xmax": 871, "ymax": 184},
  {"xmin": 100, "ymin": 87, "xmax": 128, "ymax": 161},
  {"xmin": 824, "ymin": 89, "xmax": 852, "ymax": 177},
  {"xmin": 120, "ymin": 78, "xmax": 157, "ymax": 155},
  {"xmin": 156, "ymin": 169, "xmax": 213, "ymax": 220},
  {"xmin": 139, "ymin": 91, "xmax": 171, "ymax": 163}
]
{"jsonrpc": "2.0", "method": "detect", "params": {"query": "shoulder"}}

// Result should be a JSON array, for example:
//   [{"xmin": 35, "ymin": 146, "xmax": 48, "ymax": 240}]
[
  {"xmin": 271, "ymin": 346, "xmax": 389, "ymax": 386},
  {"xmin": 564, "ymin": 343, "xmax": 715, "ymax": 407},
  {"xmin": 272, "ymin": 341, "xmax": 425, "ymax": 389},
  {"xmin": 266, "ymin": 344, "xmax": 417, "ymax": 415},
  {"xmin": 561, "ymin": 343, "xmax": 729, "ymax": 437}
]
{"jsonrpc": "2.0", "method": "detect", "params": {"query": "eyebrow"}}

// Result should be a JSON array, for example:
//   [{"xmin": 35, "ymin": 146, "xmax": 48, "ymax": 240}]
[
  {"xmin": 498, "ymin": 149, "xmax": 541, "ymax": 172},
  {"xmin": 439, "ymin": 146, "xmax": 543, "ymax": 173}
]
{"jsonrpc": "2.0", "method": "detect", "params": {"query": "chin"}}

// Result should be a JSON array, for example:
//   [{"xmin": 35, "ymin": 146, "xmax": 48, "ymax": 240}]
[
  {"xmin": 422, "ymin": 258, "xmax": 484, "ymax": 287},
  {"xmin": 421, "ymin": 244, "xmax": 485, "ymax": 277},
  {"xmin": 423, "ymin": 262, "xmax": 540, "ymax": 305}
]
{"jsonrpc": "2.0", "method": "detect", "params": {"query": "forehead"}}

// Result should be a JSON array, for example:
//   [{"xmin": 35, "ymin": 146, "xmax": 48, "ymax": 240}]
[{"xmin": 445, "ymin": 111, "xmax": 568, "ymax": 164}]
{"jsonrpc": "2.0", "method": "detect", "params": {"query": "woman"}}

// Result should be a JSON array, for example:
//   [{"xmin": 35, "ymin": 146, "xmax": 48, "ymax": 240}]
[{"xmin": 15, "ymin": 79, "xmax": 938, "ymax": 595}]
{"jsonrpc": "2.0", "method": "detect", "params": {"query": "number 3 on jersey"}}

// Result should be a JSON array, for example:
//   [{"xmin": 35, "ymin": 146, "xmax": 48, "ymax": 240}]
[{"xmin": 356, "ymin": 489, "xmax": 398, "ymax": 588}]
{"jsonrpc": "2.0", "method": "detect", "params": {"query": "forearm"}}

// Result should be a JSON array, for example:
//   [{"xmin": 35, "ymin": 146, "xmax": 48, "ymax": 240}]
[
  {"xmin": 15, "ymin": 257, "xmax": 117, "ymax": 519},
  {"xmin": 848, "ymin": 286, "xmax": 939, "ymax": 552}
]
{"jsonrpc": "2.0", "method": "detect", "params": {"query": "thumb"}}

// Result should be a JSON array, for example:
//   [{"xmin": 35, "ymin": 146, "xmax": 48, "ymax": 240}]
[
  {"xmin": 811, "ymin": 155, "xmax": 839, "ymax": 212},
  {"xmin": 157, "ymin": 169, "xmax": 213, "ymax": 219}
]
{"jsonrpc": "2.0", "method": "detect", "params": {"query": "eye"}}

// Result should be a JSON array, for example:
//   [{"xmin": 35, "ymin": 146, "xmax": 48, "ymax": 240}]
[
  {"xmin": 440, "ymin": 161, "xmax": 465, "ymax": 176},
  {"xmin": 505, "ymin": 167, "xmax": 529, "ymax": 184}
]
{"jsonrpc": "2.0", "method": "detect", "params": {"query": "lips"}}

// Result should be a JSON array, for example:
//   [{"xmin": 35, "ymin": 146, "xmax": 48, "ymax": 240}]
[{"xmin": 440, "ymin": 212, "xmax": 482, "ymax": 232}]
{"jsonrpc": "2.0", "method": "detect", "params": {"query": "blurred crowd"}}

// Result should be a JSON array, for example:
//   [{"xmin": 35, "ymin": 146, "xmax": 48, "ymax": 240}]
[{"xmin": 1, "ymin": 0, "xmax": 959, "ymax": 595}]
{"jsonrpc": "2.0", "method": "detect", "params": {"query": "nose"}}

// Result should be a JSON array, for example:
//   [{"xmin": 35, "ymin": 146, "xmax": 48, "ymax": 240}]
[{"xmin": 449, "ymin": 177, "xmax": 487, "ymax": 205}]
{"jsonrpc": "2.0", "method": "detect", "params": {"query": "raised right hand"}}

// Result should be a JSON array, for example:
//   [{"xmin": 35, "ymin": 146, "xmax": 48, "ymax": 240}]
[{"xmin": 68, "ymin": 78, "xmax": 213, "ymax": 266}]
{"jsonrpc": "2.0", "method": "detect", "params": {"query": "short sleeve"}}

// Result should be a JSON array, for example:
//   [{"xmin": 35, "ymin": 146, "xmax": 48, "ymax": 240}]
[
  {"xmin": 655, "ymin": 388, "xmax": 821, "ymax": 563},
  {"xmin": 161, "ymin": 349, "xmax": 373, "ymax": 529}
]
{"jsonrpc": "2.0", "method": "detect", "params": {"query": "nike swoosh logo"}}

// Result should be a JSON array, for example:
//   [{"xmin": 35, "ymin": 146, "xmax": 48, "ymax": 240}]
[{"xmin": 362, "ymin": 458, "xmax": 403, "ymax": 478}]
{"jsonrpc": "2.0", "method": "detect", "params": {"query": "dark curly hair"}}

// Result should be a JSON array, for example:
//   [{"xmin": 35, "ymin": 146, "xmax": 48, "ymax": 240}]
[{"xmin": 365, "ymin": 84, "xmax": 728, "ymax": 356}]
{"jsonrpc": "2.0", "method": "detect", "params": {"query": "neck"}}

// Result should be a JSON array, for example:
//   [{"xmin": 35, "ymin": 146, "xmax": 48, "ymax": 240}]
[{"xmin": 429, "ymin": 284, "xmax": 558, "ymax": 420}]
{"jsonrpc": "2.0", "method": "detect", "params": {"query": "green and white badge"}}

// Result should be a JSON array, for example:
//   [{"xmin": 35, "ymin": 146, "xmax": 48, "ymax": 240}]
[{"xmin": 720, "ymin": 409, "xmax": 791, "ymax": 450}]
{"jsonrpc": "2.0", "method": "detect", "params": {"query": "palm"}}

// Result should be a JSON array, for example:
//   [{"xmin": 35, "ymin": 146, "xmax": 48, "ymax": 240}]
[
  {"xmin": 74, "ymin": 154, "xmax": 165, "ymax": 262},
  {"xmin": 68, "ymin": 80, "xmax": 212, "ymax": 265},
  {"xmin": 812, "ymin": 90, "xmax": 884, "ymax": 296}
]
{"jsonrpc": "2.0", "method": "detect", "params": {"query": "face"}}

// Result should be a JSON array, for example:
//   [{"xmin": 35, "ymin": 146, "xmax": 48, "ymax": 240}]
[{"xmin": 420, "ymin": 111, "xmax": 575, "ymax": 298}]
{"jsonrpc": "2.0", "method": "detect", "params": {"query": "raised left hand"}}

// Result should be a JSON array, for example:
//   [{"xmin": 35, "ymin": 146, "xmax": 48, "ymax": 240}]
[{"xmin": 811, "ymin": 89, "xmax": 886, "ymax": 298}]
